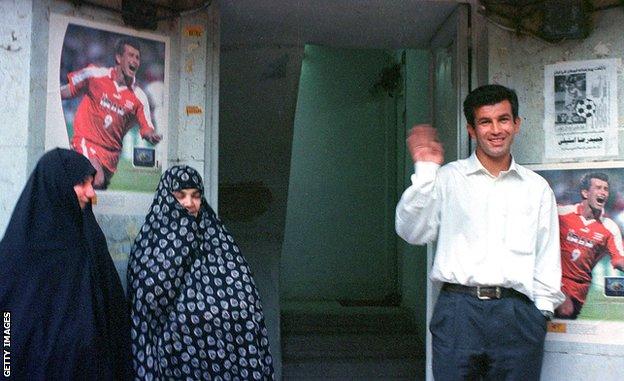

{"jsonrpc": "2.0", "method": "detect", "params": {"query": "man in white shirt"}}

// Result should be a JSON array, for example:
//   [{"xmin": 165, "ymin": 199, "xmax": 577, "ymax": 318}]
[{"xmin": 396, "ymin": 84, "xmax": 564, "ymax": 380}]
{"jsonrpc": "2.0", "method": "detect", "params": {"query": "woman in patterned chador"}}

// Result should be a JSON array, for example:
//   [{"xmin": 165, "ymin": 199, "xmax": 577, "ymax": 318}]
[{"xmin": 127, "ymin": 165, "xmax": 274, "ymax": 380}]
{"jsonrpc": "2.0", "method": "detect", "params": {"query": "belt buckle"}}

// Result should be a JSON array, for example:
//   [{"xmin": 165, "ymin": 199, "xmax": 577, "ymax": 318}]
[{"xmin": 477, "ymin": 286, "xmax": 501, "ymax": 300}]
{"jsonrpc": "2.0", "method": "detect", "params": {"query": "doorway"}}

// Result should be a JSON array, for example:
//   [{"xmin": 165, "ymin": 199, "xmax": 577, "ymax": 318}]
[
  {"xmin": 281, "ymin": 45, "xmax": 406, "ymax": 303},
  {"xmin": 218, "ymin": 2, "xmax": 474, "ymax": 379},
  {"xmin": 278, "ymin": 4, "xmax": 471, "ymax": 380}
]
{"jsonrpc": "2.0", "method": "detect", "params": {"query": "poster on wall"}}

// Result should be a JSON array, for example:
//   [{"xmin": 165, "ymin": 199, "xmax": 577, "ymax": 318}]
[
  {"xmin": 544, "ymin": 58, "xmax": 619, "ymax": 160},
  {"xmin": 45, "ymin": 14, "xmax": 169, "ymax": 215},
  {"xmin": 529, "ymin": 162, "xmax": 624, "ymax": 345}
]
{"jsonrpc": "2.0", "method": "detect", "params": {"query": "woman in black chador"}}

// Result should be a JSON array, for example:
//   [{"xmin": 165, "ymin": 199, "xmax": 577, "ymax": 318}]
[
  {"xmin": 0, "ymin": 148, "xmax": 130, "ymax": 380},
  {"xmin": 127, "ymin": 165, "xmax": 274, "ymax": 380}
]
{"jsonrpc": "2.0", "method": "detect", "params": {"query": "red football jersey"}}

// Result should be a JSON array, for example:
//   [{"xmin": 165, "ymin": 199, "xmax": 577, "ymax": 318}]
[
  {"xmin": 558, "ymin": 203, "xmax": 624, "ymax": 284},
  {"xmin": 67, "ymin": 65, "xmax": 155, "ymax": 152}
]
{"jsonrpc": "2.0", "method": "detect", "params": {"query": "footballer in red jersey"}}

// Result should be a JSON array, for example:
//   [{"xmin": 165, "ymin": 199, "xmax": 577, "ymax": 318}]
[
  {"xmin": 61, "ymin": 38, "xmax": 162, "ymax": 190},
  {"xmin": 556, "ymin": 172, "xmax": 624, "ymax": 319}
]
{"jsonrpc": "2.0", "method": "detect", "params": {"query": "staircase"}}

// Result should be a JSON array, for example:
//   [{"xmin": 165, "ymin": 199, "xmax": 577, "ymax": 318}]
[{"xmin": 281, "ymin": 302, "xmax": 425, "ymax": 380}]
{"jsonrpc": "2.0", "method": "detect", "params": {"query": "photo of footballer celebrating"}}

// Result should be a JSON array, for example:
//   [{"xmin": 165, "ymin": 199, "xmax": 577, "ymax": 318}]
[
  {"xmin": 536, "ymin": 167, "xmax": 624, "ymax": 321},
  {"xmin": 57, "ymin": 21, "xmax": 167, "ymax": 192}
]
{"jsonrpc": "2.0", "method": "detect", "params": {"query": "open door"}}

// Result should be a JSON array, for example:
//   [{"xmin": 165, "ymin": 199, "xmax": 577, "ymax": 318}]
[{"xmin": 426, "ymin": 3, "xmax": 471, "ymax": 380}]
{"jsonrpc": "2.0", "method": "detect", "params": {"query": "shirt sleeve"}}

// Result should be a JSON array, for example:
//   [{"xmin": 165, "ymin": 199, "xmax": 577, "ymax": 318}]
[
  {"xmin": 532, "ymin": 186, "xmax": 565, "ymax": 312},
  {"xmin": 66, "ymin": 68, "xmax": 90, "ymax": 97},
  {"xmin": 395, "ymin": 161, "xmax": 442, "ymax": 245},
  {"xmin": 65, "ymin": 64, "xmax": 107, "ymax": 97},
  {"xmin": 603, "ymin": 219, "xmax": 624, "ymax": 271}
]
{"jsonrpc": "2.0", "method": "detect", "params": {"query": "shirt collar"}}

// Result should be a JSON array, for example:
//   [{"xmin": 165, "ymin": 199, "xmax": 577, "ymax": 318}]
[
  {"xmin": 575, "ymin": 202, "xmax": 604, "ymax": 220},
  {"xmin": 464, "ymin": 151, "xmax": 524, "ymax": 179},
  {"xmin": 110, "ymin": 67, "xmax": 135, "ymax": 89}
]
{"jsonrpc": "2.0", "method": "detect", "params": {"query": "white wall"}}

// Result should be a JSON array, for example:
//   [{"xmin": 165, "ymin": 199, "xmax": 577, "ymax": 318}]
[
  {"xmin": 0, "ymin": 1, "xmax": 219, "ymax": 252},
  {"xmin": 0, "ymin": 0, "xmax": 36, "ymax": 235},
  {"xmin": 0, "ymin": 0, "xmax": 222, "ymax": 362},
  {"xmin": 488, "ymin": 8, "xmax": 624, "ymax": 165},
  {"xmin": 486, "ymin": 7, "xmax": 624, "ymax": 379}
]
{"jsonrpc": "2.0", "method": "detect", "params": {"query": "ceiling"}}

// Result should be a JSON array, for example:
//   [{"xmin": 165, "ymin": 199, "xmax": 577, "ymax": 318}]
[
  {"xmin": 75, "ymin": 0, "xmax": 459, "ymax": 48},
  {"xmin": 218, "ymin": 0, "xmax": 460, "ymax": 48},
  {"xmin": 74, "ymin": 0, "xmax": 624, "ymax": 48}
]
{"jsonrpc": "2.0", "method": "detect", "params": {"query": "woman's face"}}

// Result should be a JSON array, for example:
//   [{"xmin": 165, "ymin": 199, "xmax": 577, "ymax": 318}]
[
  {"xmin": 73, "ymin": 176, "xmax": 96, "ymax": 209},
  {"xmin": 173, "ymin": 188, "xmax": 201, "ymax": 217}
]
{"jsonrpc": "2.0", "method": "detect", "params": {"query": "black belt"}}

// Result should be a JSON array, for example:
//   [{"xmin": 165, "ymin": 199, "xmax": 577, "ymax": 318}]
[{"xmin": 442, "ymin": 283, "xmax": 525, "ymax": 300}]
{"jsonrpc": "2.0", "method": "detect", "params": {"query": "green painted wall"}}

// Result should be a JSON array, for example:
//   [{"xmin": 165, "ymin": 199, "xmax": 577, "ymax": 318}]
[
  {"xmin": 398, "ymin": 50, "xmax": 431, "ymax": 348},
  {"xmin": 281, "ymin": 45, "xmax": 400, "ymax": 301}
]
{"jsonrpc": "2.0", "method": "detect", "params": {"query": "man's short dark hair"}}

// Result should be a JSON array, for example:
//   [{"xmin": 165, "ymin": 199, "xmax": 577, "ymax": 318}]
[
  {"xmin": 115, "ymin": 37, "xmax": 141, "ymax": 57},
  {"xmin": 580, "ymin": 172, "xmax": 609, "ymax": 198},
  {"xmin": 463, "ymin": 84, "xmax": 519, "ymax": 125}
]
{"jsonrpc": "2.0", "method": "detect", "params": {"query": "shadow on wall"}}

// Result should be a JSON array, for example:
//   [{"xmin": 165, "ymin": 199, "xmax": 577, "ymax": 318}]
[{"xmin": 219, "ymin": 181, "xmax": 273, "ymax": 222}]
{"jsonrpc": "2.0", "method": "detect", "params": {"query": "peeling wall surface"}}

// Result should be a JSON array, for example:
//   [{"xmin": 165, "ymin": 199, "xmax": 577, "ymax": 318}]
[
  {"xmin": 0, "ymin": 0, "xmax": 220, "ymax": 348},
  {"xmin": 488, "ymin": 7, "xmax": 624, "ymax": 165},
  {"xmin": 0, "ymin": 1, "xmax": 218, "ymax": 259},
  {"xmin": 487, "ymin": 7, "xmax": 624, "ymax": 379},
  {"xmin": 0, "ymin": 0, "xmax": 34, "ymax": 235}
]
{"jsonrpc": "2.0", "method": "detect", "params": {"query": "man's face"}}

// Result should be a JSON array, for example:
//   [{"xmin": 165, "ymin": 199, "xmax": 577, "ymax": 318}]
[
  {"xmin": 582, "ymin": 178, "xmax": 609, "ymax": 211},
  {"xmin": 467, "ymin": 100, "xmax": 520, "ymax": 161},
  {"xmin": 116, "ymin": 44, "xmax": 140, "ymax": 79}
]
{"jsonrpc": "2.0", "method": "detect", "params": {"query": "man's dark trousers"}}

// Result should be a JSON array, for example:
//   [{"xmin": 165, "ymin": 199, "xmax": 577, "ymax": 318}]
[{"xmin": 431, "ymin": 286, "xmax": 547, "ymax": 380}]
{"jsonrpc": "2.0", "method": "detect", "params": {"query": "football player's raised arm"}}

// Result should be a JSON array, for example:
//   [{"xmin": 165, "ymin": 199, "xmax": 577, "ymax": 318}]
[
  {"xmin": 604, "ymin": 218, "xmax": 624, "ymax": 271},
  {"xmin": 134, "ymin": 87, "xmax": 161, "ymax": 144}
]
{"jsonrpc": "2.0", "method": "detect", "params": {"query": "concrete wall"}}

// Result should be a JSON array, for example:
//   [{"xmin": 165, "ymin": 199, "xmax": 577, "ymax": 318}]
[
  {"xmin": 486, "ymin": 6, "xmax": 624, "ymax": 379},
  {"xmin": 219, "ymin": 43, "xmax": 304, "ymax": 381},
  {"xmin": 488, "ymin": 7, "xmax": 624, "ymax": 165},
  {"xmin": 0, "ymin": 0, "xmax": 221, "ymax": 367},
  {"xmin": 0, "ymin": 0, "xmax": 37, "ymax": 235},
  {"xmin": 0, "ymin": 0, "xmax": 219, "ymax": 261}
]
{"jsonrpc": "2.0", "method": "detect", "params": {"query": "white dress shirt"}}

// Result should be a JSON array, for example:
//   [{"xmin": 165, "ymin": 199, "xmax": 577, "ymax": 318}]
[{"xmin": 395, "ymin": 152, "xmax": 565, "ymax": 312}]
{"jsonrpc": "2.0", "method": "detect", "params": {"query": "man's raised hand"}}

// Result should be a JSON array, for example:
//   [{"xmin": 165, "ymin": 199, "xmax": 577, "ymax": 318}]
[{"xmin": 407, "ymin": 124, "xmax": 444, "ymax": 165}]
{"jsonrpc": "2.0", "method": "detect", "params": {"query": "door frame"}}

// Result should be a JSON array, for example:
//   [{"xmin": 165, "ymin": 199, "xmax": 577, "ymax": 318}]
[{"xmin": 426, "ymin": 3, "xmax": 473, "ymax": 379}]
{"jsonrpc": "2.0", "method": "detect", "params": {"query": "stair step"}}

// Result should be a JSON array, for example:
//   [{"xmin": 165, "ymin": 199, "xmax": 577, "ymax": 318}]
[
  {"xmin": 283, "ymin": 333, "xmax": 422, "ymax": 360},
  {"xmin": 282, "ymin": 308, "xmax": 417, "ymax": 334},
  {"xmin": 282, "ymin": 357, "xmax": 425, "ymax": 380},
  {"xmin": 281, "ymin": 305, "xmax": 424, "ymax": 378}
]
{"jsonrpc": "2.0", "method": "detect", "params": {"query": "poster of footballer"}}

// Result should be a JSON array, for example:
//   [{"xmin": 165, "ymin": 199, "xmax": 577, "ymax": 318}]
[
  {"xmin": 530, "ymin": 162, "xmax": 624, "ymax": 345},
  {"xmin": 45, "ymin": 14, "xmax": 169, "ymax": 214}
]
